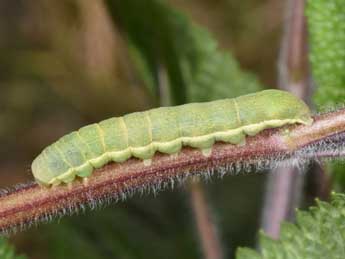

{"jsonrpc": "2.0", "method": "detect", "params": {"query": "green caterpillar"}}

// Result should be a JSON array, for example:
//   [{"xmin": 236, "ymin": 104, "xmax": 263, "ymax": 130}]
[{"xmin": 32, "ymin": 90, "xmax": 313, "ymax": 186}]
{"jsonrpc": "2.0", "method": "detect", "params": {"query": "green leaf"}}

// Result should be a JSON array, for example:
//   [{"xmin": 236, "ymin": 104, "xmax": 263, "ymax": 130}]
[
  {"xmin": 236, "ymin": 193, "xmax": 345, "ymax": 259},
  {"xmin": 306, "ymin": 0, "xmax": 345, "ymax": 107},
  {"xmin": 236, "ymin": 247, "xmax": 261, "ymax": 259},
  {"xmin": 0, "ymin": 237, "xmax": 26, "ymax": 259},
  {"xmin": 332, "ymin": 161, "xmax": 345, "ymax": 191},
  {"xmin": 307, "ymin": 0, "xmax": 345, "ymax": 191},
  {"xmin": 182, "ymin": 25, "xmax": 262, "ymax": 102},
  {"xmin": 106, "ymin": 0, "xmax": 262, "ymax": 105}
]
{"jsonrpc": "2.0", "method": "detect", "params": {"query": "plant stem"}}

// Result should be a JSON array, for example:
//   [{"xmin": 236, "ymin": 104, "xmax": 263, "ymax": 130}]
[
  {"xmin": 0, "ymin": 109, "xmax": 344, "ymax": 235},
  {"xmin": 189, "ymin": 181, "xmax": 223, "ymax": 259},
  {"xmin": 278, "ymin": 0, "xmax": 310, "ymax": 97},
  {"xmin": 157, "ymin": 64, "xmax": 223, "ymax": 259},
  {"xmin": 261, "ymin": 0, "xmax": 312, "ymax": 239}
]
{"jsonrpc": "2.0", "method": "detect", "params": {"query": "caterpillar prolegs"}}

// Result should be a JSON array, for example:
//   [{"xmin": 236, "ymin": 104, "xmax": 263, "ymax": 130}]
[{"xmin": 31, "ymin": 90, "xmax": 313, "ymax": 186}]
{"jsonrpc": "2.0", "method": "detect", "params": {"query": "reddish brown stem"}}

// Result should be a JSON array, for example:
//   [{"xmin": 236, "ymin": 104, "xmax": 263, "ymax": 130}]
[
  {"xmin": 262, "ymin": 0, "xmax": 312, "ymax": 239},
  {"xmin": 189, "ymin": 182, "xmax": 223, "ymax": 259},
  {"xmin": 158, "ymin": 62, "xmax": 223, "ymax": 259},
  {"xmin": 0, "ymin": 110, "xmax": 344, "ymax": 235},
  {"xmin": 278, "ymin": 0, "xmax": 310, "ymax": 97}
]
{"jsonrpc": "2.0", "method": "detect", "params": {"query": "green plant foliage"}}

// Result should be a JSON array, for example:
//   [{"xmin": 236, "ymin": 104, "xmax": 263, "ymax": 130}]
[
  {"xmin": 236, "ymin": 192, "xmax": 345, "ymax": 259},
  {"xmin": 106, "ymin": 0, "xmax": 262, "ymax": 105},
  {"xmin": 307, "ymin": 0, "xmax": 345, "ymax": 193},
  {"xmin": 183, "ymin": 25, "xmax": 262, "ymax": 102},
  {"xmin": 330, "ymin": 161, "xmax": 345, "ymax": 191},
  {"xmin": 0, "ymin": 238, "xmax": 26, "ymax": 259},
  {"xmin": 307, "ymin": 0, "xmax": 345, "ymax": 107}
]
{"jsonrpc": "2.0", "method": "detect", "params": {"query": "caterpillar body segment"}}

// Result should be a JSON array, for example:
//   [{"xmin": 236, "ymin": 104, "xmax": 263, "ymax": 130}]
[{"xmin": 31, "ymin": 90, "xmax": 313, "ymax": 186}]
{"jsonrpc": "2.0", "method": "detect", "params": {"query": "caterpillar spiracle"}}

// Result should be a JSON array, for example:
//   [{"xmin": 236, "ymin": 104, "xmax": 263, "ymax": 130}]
[{"xmin": 31, "ymin": 90, "xmax": 313, "ymax": 186}]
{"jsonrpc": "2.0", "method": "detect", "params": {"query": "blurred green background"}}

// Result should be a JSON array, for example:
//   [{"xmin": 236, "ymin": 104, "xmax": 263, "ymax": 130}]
[{"xmin": 0, "ymin": 0, "xmax": 287, "ymax": 258}]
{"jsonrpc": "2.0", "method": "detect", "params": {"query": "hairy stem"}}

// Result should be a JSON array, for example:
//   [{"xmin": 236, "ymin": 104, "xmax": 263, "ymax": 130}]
[{"xmin": 0, "ymin": 110, "xmax": 344, "ymax": 235}]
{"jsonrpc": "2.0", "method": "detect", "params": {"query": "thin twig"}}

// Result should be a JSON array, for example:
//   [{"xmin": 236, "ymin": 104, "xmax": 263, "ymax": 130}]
[
  {"xmin": 0, "ymin": 109, "xmax": 344, "ymax": 235},
  {"xmin": 261, "ymin": 0, "xmax": 312, "ymax": 239},
  {"xmin": 278, "ymin": 0, "xmax": 310, "ymax": 98},
  {"xmin": 157, "ymin": 64, "xmax": 223, "ymax": 259},
  {"xmin": 189, "ymin": 181, "xmax": 223, "ymax": 259}
]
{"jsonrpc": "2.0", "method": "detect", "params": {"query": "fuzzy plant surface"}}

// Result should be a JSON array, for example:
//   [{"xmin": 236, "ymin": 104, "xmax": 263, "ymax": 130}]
[
  {"xmin": 0, "ymin": 238, "xmax": 25, "ymax": 259},
  {"xmin": 307, "ymin": 0, "xmax": 345, "ymax": 107},
  {"xmin": 236, "ymin": 192, "xmax": 345, "ymax": 259}
]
